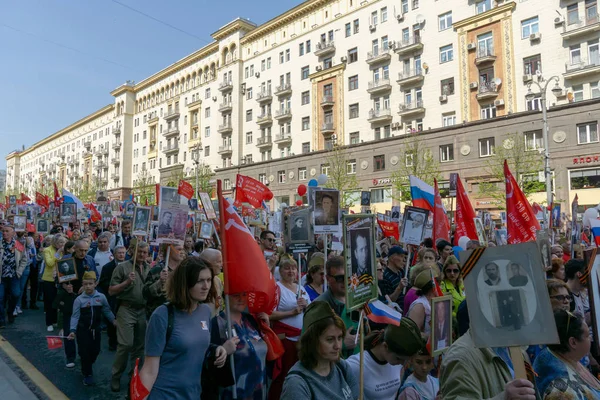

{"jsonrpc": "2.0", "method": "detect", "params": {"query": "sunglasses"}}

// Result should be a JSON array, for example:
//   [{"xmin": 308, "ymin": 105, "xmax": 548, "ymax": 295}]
[
  {"xmin": 445, "ymin": 268, "xmax": 460, "ymax": 274},
  {"xmin": 264, "ymin": 238, "xmax": 275, "ymax": 242},
  {"xmin": 328, "ymin": 274, "xmax": 345, "ymax": 283},
  {"xmin": 550, "ymin": 294, "xmax": 571, "ymax": 302}
]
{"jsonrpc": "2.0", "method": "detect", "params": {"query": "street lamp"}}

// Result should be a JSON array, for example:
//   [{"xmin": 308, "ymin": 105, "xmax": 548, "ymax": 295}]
[
  {"xmin": 525, "ymin": 75, "xmax": 563, "ymax": 226},
  {"xmin": 192, "ymin": 142, "xmax": 203, "ymax": 198}
]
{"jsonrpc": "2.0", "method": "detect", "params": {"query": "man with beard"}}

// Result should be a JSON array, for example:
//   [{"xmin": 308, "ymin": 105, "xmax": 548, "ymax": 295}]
[
  {"xmin": 99, "ymin": 245, "xmax": 127, "ymax": 351},
  {"xmin": 484, "ymin": 262, "xmax": 501, "ymax": 286}
]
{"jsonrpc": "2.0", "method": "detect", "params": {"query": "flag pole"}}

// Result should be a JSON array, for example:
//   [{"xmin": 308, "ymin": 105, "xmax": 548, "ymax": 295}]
[
  {"xmin": 217, "ymin": 180, "xmax": 238, "ymax": 399},
  {"xmin": 403, "ymin": 247, "xmax": 411, "ymax": 295},
  {"xmin": 323, "ymin": 234, "xmax": 328, "ymax": 292},
  {"xmin": 358, "ymin": 311, "xmax": 364, "ymax": 400}
]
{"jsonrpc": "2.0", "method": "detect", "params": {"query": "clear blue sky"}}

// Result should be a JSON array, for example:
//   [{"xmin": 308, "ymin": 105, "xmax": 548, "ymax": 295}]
[{"xmin": 0, "ymin": 0, "xmax": 303, "ymax": 169}]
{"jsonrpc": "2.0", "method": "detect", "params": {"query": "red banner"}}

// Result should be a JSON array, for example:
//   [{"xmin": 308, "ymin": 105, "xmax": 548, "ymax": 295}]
[
  {"xmin": 36, "ymin": 192, "xmax": 49, "ymax": 209},
  {"xmin": 85, "ymin": 203, "xmax": 103, "ymax": 223},
  {"xmin": 377, "ymin": 218, "xmax": 399, "ymax": 240},
  {"xmin": 455, "ymin": 175, "xmax": 478, "ymax": 244},
  {"xmin": 155, "ymin": 183, "xmax": 160, "ymax": 205},
  {"xmin": 433, "ymin": 179, "xmax": 450, "ymax": 244},
  {"xmin": 20, "ymin": 193, "xmax": 31, "ymax": 202},
  {"xmin": 504, "ymin": 160, "xmax": 540, "ymax": 244},
  {"xmin": 234, "ymin": 174, "xmax": 273, "ymax": 209},
  {"xmin": 53, "ymin": 182, "xmax": 60, "ymax": 204},
  {"xmin": 219, "ymin": 189, "xmax": 276, "ymax": 313},
  {"xmin": 177, "ymin": 180, "xmax": 194, "ymax": 200}
]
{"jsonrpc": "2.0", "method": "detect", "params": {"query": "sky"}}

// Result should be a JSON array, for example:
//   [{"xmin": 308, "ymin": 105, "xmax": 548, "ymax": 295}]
[{"xmin": 0, "ymin": 0, "xmax": 304, "ymax": 169}]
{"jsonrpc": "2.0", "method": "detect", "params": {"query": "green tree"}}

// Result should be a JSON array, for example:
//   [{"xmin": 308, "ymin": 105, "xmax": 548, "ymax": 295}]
[
  {"xmin": 325, "ymin": 144, "xmax": 361, "ymax": 208},
  {"xmin": 479, "ymin": 132, "xmax": 545, "ymax": 204},
  {"xmin": 391, "ymin": 135, "xmax": 441, "ymax": 204},
  {"xmin": 191, "ymin": 163, "xmax": 215, "ymax": 195},
  {"xmin": 133, "ymin": 167, "xmax": 156, "ymax": 204}
]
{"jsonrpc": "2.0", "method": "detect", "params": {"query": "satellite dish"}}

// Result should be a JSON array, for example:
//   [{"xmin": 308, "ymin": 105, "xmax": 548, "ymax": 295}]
[
  {"xmin": 493, "ymin": 78, "xmax": 502, "ymax": 86},
  {"xmin": 416, "ymin": 14, "xmax": 425, "ymax": 24}
]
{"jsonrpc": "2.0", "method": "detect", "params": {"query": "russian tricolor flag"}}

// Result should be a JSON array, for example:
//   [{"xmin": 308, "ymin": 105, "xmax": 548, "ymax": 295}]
[
  {"xmin": 590, "ymin": 219, "xmax": 600, "ymax": 246},
  {"xmin": 409, "ymin": 175, "xmax": 434, "ymax": 211},
  {"xmin": 364, "ymin": 300, "xmax": 402, "ymax": 326},
  {"xmin": 62, "ymin": 189, "xmax": 84, "ymax": 209}
]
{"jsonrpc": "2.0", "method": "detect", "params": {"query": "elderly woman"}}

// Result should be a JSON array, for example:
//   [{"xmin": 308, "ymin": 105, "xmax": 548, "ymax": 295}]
[
  {"xmin": 440, "ymin": 255, "xmax": 465, "ymax": 318},
  {"xmin": 534, "ymin": 310, "xmax": 600, "ymax": 399},
  {"xmin": 269, "ymin": 257, "xmax": 311, "ymax": 399},
  {"xmin": 281, "ymin": 301, "xmax": 358, "ymax": 400},
  {"xmin": 548, "ymin": 258, "xmax": 565, "ymax": 281},
  {"xmin": 407, "ymin": 271, "xmax": 436, "ymax": 340},
  {"xmin": 42, "ymin": 233, "xmax": 67, "ymax": 332}
]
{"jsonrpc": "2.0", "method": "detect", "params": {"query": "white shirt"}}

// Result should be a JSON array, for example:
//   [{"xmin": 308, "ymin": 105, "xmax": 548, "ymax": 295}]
[
  {"xmin": 408, "ymin": 296, "xmax": 431, "ymax": 336},
  {"xmin": 346, "ymin": 351, "xmax": 402, "ymax": 400},
  {"xmin": 94, "ymin": 250, "xmax": 113, "ymax": 277},
  {"xmin": 399, "ymin": 374, "xmax": 439, "ymax": 400},
  {"xmin": 276, "ymin": 281, "xmax": 310, "ymax": 341}
]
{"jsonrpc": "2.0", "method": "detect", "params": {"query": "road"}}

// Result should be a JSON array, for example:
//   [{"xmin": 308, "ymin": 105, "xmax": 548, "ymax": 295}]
[{"xmin": 0, "ymin": 304, "xmax": 131, "ymax": 400}]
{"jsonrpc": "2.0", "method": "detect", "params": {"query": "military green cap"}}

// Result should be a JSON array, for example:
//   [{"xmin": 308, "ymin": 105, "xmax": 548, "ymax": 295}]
[
  {"xmin": 82, "ymin": 271, "xmax": 97, "ymax": 281},
  {"xmin": 413, "ymin": 269, "xmax": 433, "ymax": 289},
  {"xmin": 303, "ymin": 301, "xmax": 336, "ymax": 331},
  {"xmin": 385, "ymin": 317, "xmax": 425, "ymax": 356}
]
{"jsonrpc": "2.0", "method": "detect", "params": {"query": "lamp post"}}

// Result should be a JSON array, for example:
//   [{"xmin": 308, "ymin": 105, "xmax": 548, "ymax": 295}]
[
  {"xmin": 525, "ymin": 75, "xmax": 563, "ymax": 227},
  {"xmin": 192, "ymin": 142, "xmax": 203, "ymax": 198}
]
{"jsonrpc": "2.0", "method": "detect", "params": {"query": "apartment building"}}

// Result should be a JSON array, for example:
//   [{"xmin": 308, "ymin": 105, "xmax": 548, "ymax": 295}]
[{"xmin": 5, "ymin": 0, "xmax": 600, "ymax": 211}]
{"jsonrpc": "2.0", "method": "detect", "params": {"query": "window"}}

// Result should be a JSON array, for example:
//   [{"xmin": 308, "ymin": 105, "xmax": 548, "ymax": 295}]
[
  {"xmin": 349, "ymin": 103, "xmax": 359, "ymax": 119},
  {"xmin": 440, "ymin": 44, "xmax": 453, "ymax": 63},
  {"xmin": 570, "ymin": 45, "xmax": 581, "ymax": 65},
  {"xmin": 479, "ymin": 137, "xmax": 495, "ymax": 157},
  {"xmin": 592, "ymin": 82, "xmax": 600, "ymax": 99},
  {"xmin": 205, "ymin": 127, "xmax": 211, "ymax": 137},
  {"xmin": 524, "ymin": 130, "xmax": 543, "ymax": 151},
  {"xmin": 279, "ymin": 52, "xmax": 284, "ymax": 64},
  {"xmin": 301, "ymin": 66, "xmax": 310, "ymax": 80},
  {"xmin": 439, "ymin": 12, "xmax": 452, "ymax": 31},
  {"xmin": 261, "ymin": 59, "xmax": 266, "ymax": 72},
  {"xmin": 246, "ymin": 110, "xmax": 253, "ymax": 121},
  {"xmin": 481, "ymin": 103, "xmax": 497, "ymax": 120},
  {"xmin": 205, "ymin": 88, "xmax": 211, "ymax": 99},
  {"xmin": 285, "ymin": 49, "xmax": 290, "ymax": 62},
  {"xmin": 523, "ymin": 54, "xmax": 542, "ymax": 75},
  {"xmin": 302, "ymin": 142, "xmax": 310, "ymax": 154},
  {"xmin": 345, "ymin": 23, "xmax": 351, "ymax": 37},
  {"xmin": 299, "ymin": 42, "xmax": 305, "ymax": 56},
  {"xmin": 374, "ymin": 155, "xmax": 385, "ymax": 171},
  {"xmin": 301, "ymin": 91, "xmax": 310, "ymax": 105},
  {"xmin": 478, "ymin": 32, "xmax": 494, "ymax": 56},
  {"xmin": 323, "ymin": 57, "xmax": 333, "ymax": 69},
  {"xmin": 306, "ymin": 40, "xmax": 311, "ymax": 53},
  {"xmin": 348, "ymin": 47, "xmax": 358, "ymax": 63},
  {"xmin": 246, "ymin": 132, "xmax": 253, "ymax": 144},
  {"xmin": 573, "ymin": 84, "xmax": 584, "ymax": 102},
  {"xmin": 442, "ymin": 113, "xmax": 456, "ymax": 126},
  {"xmin": 347, "ymin": 159, "xmax": 357, "ymax": 174},
  {"xmin": 372, "ymin": 11, "xmax": 378, "ymax": 25},
  {"xmin": 526, "ymin": 94, "xmax": 542, "ymax": 111},
  {"xmin": 350, "ymin": 132, "xmax": 360, "ymax": 144},
  {"xmin": 571, "ymin": 168, "xmax": 600, "ymax": 190},
  {"xmin": 328, "ymin": 30, "xmax": 334, "ymax": 42},
  {"xmin": 258, "ymin": 173, "xmax": 267, "ymax": 184},
  {"xmin": 278, "ymin": 170, "xmax": 286, "ymax": 184},
  {"xmin": 476, "ymin": 0, "xmax": 491, "ymax": 14},
  {"xmin": 401, "ymin": 0, "xmax": 408, "ymax": 13},
  {"xmin": 577, "ymin": 122, "xmax": 599, "ymax": 144},
  {"xmin": 298, "ymin": 168, "xmax": 307, "ymax": 180},
  {"xmin": 353, "ymin": 19, "xmax": 359, "ymax": 34},
  {"xmin": 349, "ymin": 75, "xmax": 359, "ymax": 90},
  {"xmin": 412, "ymin": 0, "xmax": 419, "ymax": 10},
  {"xmin": 224, "ymin": 179, "xmax": 231, "ymax": 190},
  {"xmin": 440, "ymin": 144, "xmax": 454, "ymax": 162},
  {"xmin": 440, "ymin": 78, "xmax": 455, "ymax": 96},
  {"xmin": 302, "ymin": 117, "xmax": 310, "ymax": 130},
  {"xmin": 204, "ymin": 146, "xmax": 210, "ymax": 156},
  {"xmin": 405, "ymin": 152, "xmax": 414, "ymax": 167},
  {"xmin": 371, "ymin": 188, "xmax": 392, "ymax": 204},
  {"xmin": 567, "ymin": 3, "xmax": 579, "ymax": 25},
  {"xmin": 521, "ymin": 17, "xmax": 539, "ymax": 39}
]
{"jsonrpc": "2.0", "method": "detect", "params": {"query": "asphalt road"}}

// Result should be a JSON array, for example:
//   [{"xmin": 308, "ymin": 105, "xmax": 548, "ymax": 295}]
[{"xmin": 1, "ymin": 302, "xmax": 131, "ymax": 400}]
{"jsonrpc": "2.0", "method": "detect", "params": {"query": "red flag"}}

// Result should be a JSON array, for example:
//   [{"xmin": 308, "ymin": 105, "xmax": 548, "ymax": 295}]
[
  {"xmin": 155, "ymin": 184, "xmax": 160, "ymax": 205},
  {"xmin": 433, "ymin": 179, "xmax": 450, "ymax": 244},
  {"xmin": 219, "ymin": 182, "xmax": 276, "ymax": 313},
  {"xmin": 455, "ymin": 175, "xmax": 478, "ymax": 244},
  {"xmin": 144, "ymin": 197, "xmax": 148, "ymax": 206},
  {"xmin": 46, "ymin": 337, "xmax": 63, "ymax": 349},
  {"xmin": 234, "ymin": 174, "xmax": 273, "ymax": 209},
  {"xmin": 177, "ymin": 180, "xmax": 194, "ymax": 200},
  {"xmin": 376, "ymin": 217, "xmax": 399, "ymax": 240},
  {"xmin": 504, "ymin": 160, "xmax": 541, "ymax": 244},
  {"xmin": 85, "ymin": 203, "xmax": 103, "ymax": 223},
  {"xmin": 36, "ymin": 192, "xmax": 49, "ymax": 209},
  {"xmin": 129, "ymin": 358, "xmax": 150, "ymax": 400},
  {"xmin": 53, "ymin": 182, "xmax": 60, "ymax": 203},
  {"xmin": 20, "ymin": 193, "xmax": 31, "ymax": 202}
]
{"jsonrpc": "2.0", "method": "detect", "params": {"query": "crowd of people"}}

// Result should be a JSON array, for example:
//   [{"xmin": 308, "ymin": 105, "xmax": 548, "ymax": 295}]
[{"xmin": 1, "ymin": 211, "xmax": 600, "ymax": 400}]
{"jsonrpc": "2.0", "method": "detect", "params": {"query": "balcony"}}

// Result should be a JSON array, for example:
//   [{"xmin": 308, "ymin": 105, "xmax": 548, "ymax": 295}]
[
  {"xmin": 366, "ymin": 48, "xmax": 392, "ymax": 65},
  {"xmin": 163, "ymin": 125, "xmax": 180, "ymax": 138},
  {"xmin": 147, "ymin": 113, "xmax": 159, "ymax": 125},
  {"xmin": 111, "ymin": 173, "xmax": 120, "ymax": 181},
  {"xmin": 476, "ymin": 82, "xmax": 500, "ymax": 100},
  {"xmin": 394, "ymin": 36, "xmax": 423, "ymax": 55},
  {"xmin": 562, "ymin": 16, "xmax": 600, "ymax": 40},
  {"xmin": 164, "ymin": 107, "xmax": 180, "ymax": 120},
  {"xmin": 96, "ymin": 160, "xmax": 106, "ymax": 169},
  {"xmin": 218, "ymin": 122, "xmax": 233, "ymax": 134},
  {"xmin": 68, "ymin": 160, "xmax": 75, "ymax": 167},
  {"xmin": 320, "ymin": 122, "xmax": 335, "ymax": 134},
  {"xmin": 102, "ymin": 148, "xmax": 109, "ymax": 156},
  {"xmin": 111, "ymin": 157, "xmax": 120, "ymax": 165},
  {"xmin": 274, "ymin": 133, "xmax": 292, "ymax": 145},
  {"xmin": 218, "ymin": 101, "xmax": 232, "ymax": 113},
  {"xmin": 257, "ymin": 90, "xmax": 273, "ymax": 103},
  {"xmin": 256, "ymin": 136, "xmax": 273, "ymax": 148},
  {"xmin": 315, "ymin": 41, "xmax": 336, "ymax": 57},
  {"xmin": 112, "ymin": 127, "xmax": 121, "ymax": 135},
  {"xmin": 368, "ymin": 108, "xmax": 393, "ymax": 123},
  {"xmin": 218, "ymin": 80, "xmax": 233, "ymax": 92},
  {"xmin": 84, "ymin": 140, "xmax": 91, "ymax": 150},
  {"xmin": 475, "ymin": 47, "xmax": 496, "ymax": 66},
  {"xmin": 187, "ymin": 98, "xmax": 202, "ymax": 109},
  {"xmin": 164, "ymin": 143, "xmax": 179, "ymax": 155},
  {"xmin": 321, "ymin": 95, "xmax": 334, "ymax": 108},
  {"xmin": 274, "ymin": 83, "xmax": 292, "ymax": 97},
  {"xmin": 257, "ymin": 113, "xmax": 273, "ymax": 125},
  {"xmin": 397, "ymin": 69, "xmax": 425, "ymax": 87},
  {"xmin": 274, "ymin": 108, "xmax": 292, "ymax": 120},
  {"xmin": 367, "ymin": 79, "xmax": 392, "ymax": 94},
  {"xmin": 218, "ymin": 145, "xmax": 233, "ymax": 155},
  {"xmin": 398, "ymin": 100, "xmax": 425, "ymax": 117},
  {"xmin": 112, "ymin": 141, "xmax": 121, "ymax": 150},
  {"xmin": 564, "ymin": 58, "xmax": 600, "ymax": 79}
]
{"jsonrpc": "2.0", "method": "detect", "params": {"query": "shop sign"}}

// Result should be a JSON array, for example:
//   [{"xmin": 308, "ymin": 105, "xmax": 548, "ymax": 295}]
[{"xmin": 573, "ymin": 155, "xmax": 600, "ymax": 165}]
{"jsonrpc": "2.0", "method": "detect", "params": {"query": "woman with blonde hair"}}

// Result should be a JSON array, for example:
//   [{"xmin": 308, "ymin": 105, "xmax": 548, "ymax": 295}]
[
  {"xmin": 42, "ymin": 233, "xmax": 67, "ymax": 331},
  {"xmin": 439, "ymin": 255, "xmax": 465, "ymax": 318},
  {"xmin": 404, "ymin": 248, "xmax": 438, "ymax": 313}
]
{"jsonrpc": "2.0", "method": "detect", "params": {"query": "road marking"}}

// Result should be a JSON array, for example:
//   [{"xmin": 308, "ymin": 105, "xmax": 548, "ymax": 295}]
[{"xmin": 0, "ymin": 334, "xmax": 70, "ymax": 400}]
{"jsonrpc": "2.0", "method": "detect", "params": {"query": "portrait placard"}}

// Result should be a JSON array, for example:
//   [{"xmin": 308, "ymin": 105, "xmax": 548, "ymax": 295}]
[
  {"xmin": 343, "ymin": 214, "xmax": 377, "ymax": 311},
  {"xmin": 313, "ymin": 189, "xmax": 340, "ymax": 234},
  {"xmin": 60, "ymin": 203, "xmax": 77, "ymax": 224},
  {"xmin": 400, "ymin": 206, "xmax": 429, "ymax": 246},
  {"xmin": 8, "ymin": 195, "xmax": 16, "ymax": 205},
  {"xmin": 199, "ymin": 192, "xmax": 217, "ymax": 220},
  {"xmin": 123, "ymin": 201, "xmax": 135, "ymax": 217},
  {"xmin": 36, "ymin": 218, "xmax": 49, "ymax": 234},
  {"xmin": 150, "ymin": 221, "xmax": 159, "ymax": 244},
  {"xmin": 376, "ymin": 238, "xmax": 391, "ymax": 258},
  {"xmin": 287, "ymin": 208, "xmax": 313, "ymax": 245},
  {"xmin": 536, "ymin": 230, "xmax": 551, "ymax": 272},
  {"xmin": 96, "ymin": 190, "xmax": 108, "ymax": 204},
  {"xmin": 431, "ymin": 295, "xmax": 453, "ymax": 356},
  {"xmin": 474, "ymin": 217, "xmax": 488, "ymax": 246},
  {"xmin": 14, "ymin": 215, "xmax": 26, "ymax": 232},
  {"xmin": 57, "ymin": 257, "xmax": 77, "ymax": 283},
  {"xmin": 460, "ymin": 242, "xmax": 559, "ymax": 348},
  {"xmin": 495, "ymin": 228, "xmax": 508, "ymax": 246},
  {"xmin": 199, "ymin": 221, "xmax": 213, "ymax": 240},
  {"xmin": 132, "ymin": 206, "xmax": 151, "ymax": 236},
  {"xmin": 152, "ymin": 205, "xmax": 159, "ymax": 221},
  {"xmin": 158, "ymin": 187, "xmax": 189, "ymax": 245},
  {"xmin": 111, "ymin": 200, "xmax": 121, "ymax": 216},
  {"xmin": 360, "ymin": 191, "xmax": 371, "ymax": 206}
]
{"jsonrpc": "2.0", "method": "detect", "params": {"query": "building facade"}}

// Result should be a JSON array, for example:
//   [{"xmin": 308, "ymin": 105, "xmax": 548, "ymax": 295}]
[{"xmin": 5, "ymin": 0, "xmax": 600, "ymax": 211}]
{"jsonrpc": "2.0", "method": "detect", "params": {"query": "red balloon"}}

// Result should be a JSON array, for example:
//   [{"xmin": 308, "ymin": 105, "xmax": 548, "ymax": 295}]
[
  {"xmin": 297, "ymin": 184, "xmax": 307, "ymax": 197},
  {"xmin": 264, "ymin": 190, "xmax": 273, "ymax": 201},
  {"xmin": 296, "ymin": 200, "xmax": 303, "ymax": 206}
]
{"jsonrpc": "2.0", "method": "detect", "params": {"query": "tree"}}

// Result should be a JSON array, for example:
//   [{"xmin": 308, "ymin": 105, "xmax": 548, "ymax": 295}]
[
  {"xmin": 479, "ymin": 132, "xmax": 545, "ymax": 204},
  {"xmin": 191, "ymin": 163, "xmax": 215, "ymax": 195},
  {"xmin": 391, "ymin": 135, "xmax": 441, "ymax": 204},
  {"xmin": 133, "ymin": 167, "xmax": 156, "ymax": 204},
  {"xmin": 325, "ymin": 144, "xmax": 361, "ymax": 208}
]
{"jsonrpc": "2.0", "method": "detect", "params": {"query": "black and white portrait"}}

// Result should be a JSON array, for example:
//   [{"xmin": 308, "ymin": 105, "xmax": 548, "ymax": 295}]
[
  {"xmin": 474, "ymin": 217, "xmax": 487, "ymax": 246},
  {"xmin": 161, "ymin": 187, "xmax": 181, "ymax": 205},
  {"xmin": 495, "ymin": 229, "xmax": 508, "ymax": 246},
  {"xmin": 60, "ymin": 203, "xmax": 77, "ymax": 223},
  {"xmin": 200, "ymin": 221, "xmax": 213, "ymax": 240},
  {"xmin": 36, "ymin": 219, "xmax": 49, "ymax": 234},
  {"xmin": 313, "ymin": 189, "xmax": 340, "ymax": 233},
  {"xmin": 158, "ymin": 210, "xmax": 173, "ymax": 236},
  {"xmin": 110, "ymin": 200, "xmax": 121, "ymax": 215},
  {"xmin": 124, "ymin": 201, "xmax": 135, "ymax": 217},
  {"xmin": 507, "ymin": 263, "xmax": 529, "ymax": 287},
  {"xmin": 376, "ymin": 238, "xmax": 391, "ymax": 258},
  {"xmin": 150, "ymin": 222, "xmax": 159, "ymax": 243},
  {"xmin": 132, "ymin": 206, "xmax": 151, "ymax": 236},
  {"xmin": 484, "ymin": 262, "xmax": 502, "ymax": 286},
  {"xmin": 152, "ymin": 206, "xmax": 160, "ymax": 221},
  {"xmin": 360, "ymin": 191, "xmax": 371, "ymax": 207},
  {"xmin": 288, "ymin": 208, "xmax": 312, "ymax": 244},
  {"xmin": 96, "ymin": 190, "xmax": 108, "ymax": 204},
  {"xmin": 199, "ymin": 192, "xmax": 217, "ymax": 220},
  {"xmin": 350, "ymin": 228, "xmax": 371, "ymax": 277},
  {"xmin": 400, "ymin": 206, "xmax": 428, "ymax": 246},
  {"xmin": 188, "ymin": 198, "xmax": 198, "ymax": 211},
  {"xmin": 431, "ymin": 296, "xmax": 453, "ymax": 355},
  {"xmin": 536, "ymin": 230, "xmax": 551, "ymax": 272},
  {"xmin": 14, "ymin": 216, "xmax": 26, "ymax": 232},
  {"xmin": 57, "ymin": 257, "xmax": 77, "ymax": 283}
]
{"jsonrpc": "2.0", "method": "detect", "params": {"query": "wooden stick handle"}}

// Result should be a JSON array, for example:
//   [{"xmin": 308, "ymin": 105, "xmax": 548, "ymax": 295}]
[{"xmin": 509, "ymin": 346, "xmax": 527, "ymax": 380}]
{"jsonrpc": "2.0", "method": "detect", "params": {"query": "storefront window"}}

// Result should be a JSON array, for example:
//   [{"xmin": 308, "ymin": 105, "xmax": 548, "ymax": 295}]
[{"xmin": 571, "ymin": 168, "xmax": 600, "ymax": 189}]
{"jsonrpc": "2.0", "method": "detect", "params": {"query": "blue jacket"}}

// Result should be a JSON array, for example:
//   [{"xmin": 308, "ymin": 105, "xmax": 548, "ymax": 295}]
[{"xmin": 70, "ymin": 290, "xmax": 114, "ymax": 332}]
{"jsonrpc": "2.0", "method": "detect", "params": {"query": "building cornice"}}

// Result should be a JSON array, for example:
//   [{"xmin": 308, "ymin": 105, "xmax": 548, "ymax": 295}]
[
  {"xmin": 212, "ymin": 18, "xmax": 257, "ymax": 41},
  {"xmin": 453, "ymin": 2, "xmax": 516, "ymax": 31},
  {"xmin": 308, "ymin": 63, "xmax": 345, "ymax": 80}
]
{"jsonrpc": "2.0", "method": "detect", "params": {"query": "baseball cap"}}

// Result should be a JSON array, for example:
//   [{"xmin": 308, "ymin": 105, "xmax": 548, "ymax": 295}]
[{"xmin": 388, "ymin": 246, "xmax": 408, "ymax": 256}]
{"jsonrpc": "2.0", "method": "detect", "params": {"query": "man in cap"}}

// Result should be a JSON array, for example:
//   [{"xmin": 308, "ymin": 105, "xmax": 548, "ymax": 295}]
[
  {"xmin": 291, "ymin": 216, "xmax": 308, "ymax": 241},
  {"xmin": 98, "ymin": 245, "xmax": 127, "ymax": 351},
  {"xmin": 379, "ymin": 246, "xmax": 409, "ymax": 307}
]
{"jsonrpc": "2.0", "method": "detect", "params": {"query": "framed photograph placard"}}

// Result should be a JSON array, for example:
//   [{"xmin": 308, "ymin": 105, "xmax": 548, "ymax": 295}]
[
  {"xmin": 199, "ymin": 192, "xmax": 217, "ymax": 220},
  {"xmin": 57, "ymin": 257, "xmax": 78, "ymax": 283},
  {"xmin": 431, "ymin": 295, "xmax": 453, "ymax": 356},
  {"xmin": 313, "ymin": 189, "xmax": 340, "ymax": 234},
  {"xmin": 14, "ymin": 215, "xmax": 26, "ymax": 232},
  {"xmin": 400, "ymin": 206, "xmax": 429, "ymax": 246},
  {"xmin": 343, "ymin": 214, "xmax": 378, "ymax": 311},
  {"xmin": 132, "ymin": 206, "xmax": 151, "ymax": 236},
  {"xmin": 60, "ymin": 203, "xmax": 77, "ymax": 224},
  {"xmin": 199, "ymin": 221, "xmax": 214, "ymax": 240},
  {"xmin": 36, "ymin": 218, "xmax": 49, "ymax": 234},
  {"xmin": 287, "ymin": 208, "xmax": 313, "ymax": 245}
]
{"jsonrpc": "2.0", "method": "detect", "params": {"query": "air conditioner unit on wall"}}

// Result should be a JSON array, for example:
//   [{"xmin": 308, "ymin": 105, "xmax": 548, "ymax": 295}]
[
  {"xmin": 396, "ymin": 14, "xmax": 404, "ymax": 22},
  {"xmin": 439, "ymin": 94, "xmax": 448, "ymax": 102},
  {"xmin": 469, "ymin": 82, "xmax": 478, "ymax": 89},
  {"xmin": 494, "ymin": 99, "xmax": 505, "ymax": 106},
  {"xmin": 369, "ymin": 24, "xmax": 376, "ymax": 32},
  {"xmin": 554, "ymin": 16, "xmax": 565, "ymax": 25},
  {"xmin": 467, "ymin": 43, "xmax": 476, "ymax": 51},
  {"xmin": 529, "ymin": 32, "xmax": 541, "ymax": 41},
  {"xmin": 523, "ymin": 74, "xmax": 533, "ymax": 83},
  {"xmin": 316, "ymin": 65, "xmax": 323, "ymax": 71},
  {"xmin": 340, "ymin": 56, "xmax": 347, "ymax": 63}
]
